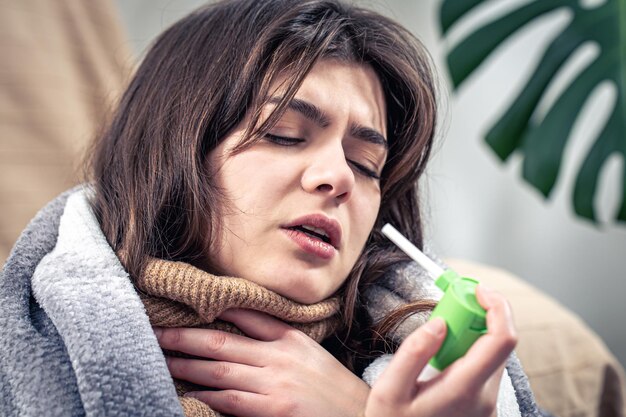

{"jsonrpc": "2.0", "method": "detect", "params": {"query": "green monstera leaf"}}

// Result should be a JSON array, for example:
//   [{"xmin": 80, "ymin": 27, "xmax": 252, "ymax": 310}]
[{"xmin": 440, "ymin": 0, "xmax": 626, "ymax": 223}]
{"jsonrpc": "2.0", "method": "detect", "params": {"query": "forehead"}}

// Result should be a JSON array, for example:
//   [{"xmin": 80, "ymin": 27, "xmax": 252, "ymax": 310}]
[{"xmin": 269, "ymin": 59, "xmax": 387, "ymax": 136}]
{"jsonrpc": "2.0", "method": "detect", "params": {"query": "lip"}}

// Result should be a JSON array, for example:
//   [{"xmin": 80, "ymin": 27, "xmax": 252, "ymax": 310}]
[{"xmin": 281, "ymin": 214, "xmax": 342, "ymax": 259}]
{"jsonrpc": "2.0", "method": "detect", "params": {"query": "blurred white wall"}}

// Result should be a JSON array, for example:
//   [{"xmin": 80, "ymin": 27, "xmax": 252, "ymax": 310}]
[{"xmin": 113, "ymin": 0, "xmax": 626, "ymax": 367}]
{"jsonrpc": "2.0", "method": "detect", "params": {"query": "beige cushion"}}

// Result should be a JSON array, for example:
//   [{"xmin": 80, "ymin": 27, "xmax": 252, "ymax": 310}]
[
  {"xmin": 447, "ymin": 258, "xmax": 626, "ymax": 417},
  {"xmin": 0, "ymin": 0, "xmax": 132, "ymax": 263}
]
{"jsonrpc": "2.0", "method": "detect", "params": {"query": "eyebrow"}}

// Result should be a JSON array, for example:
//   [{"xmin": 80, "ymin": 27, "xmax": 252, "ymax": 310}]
[{"xmin": 268, "ymin": 96, "xmax": 388, "ymax": 149}]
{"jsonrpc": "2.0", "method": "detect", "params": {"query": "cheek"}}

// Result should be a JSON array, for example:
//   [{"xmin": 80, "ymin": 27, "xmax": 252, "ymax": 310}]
[
  {"xmin": 219, "ymin": 153, "xmax": 289, "ymax": 212},
  {"xmin": 349, "ymin": 191, "xmax": 381, "ymax": 251}
]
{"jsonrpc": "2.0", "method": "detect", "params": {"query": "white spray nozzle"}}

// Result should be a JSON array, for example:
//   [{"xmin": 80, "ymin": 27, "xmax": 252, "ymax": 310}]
[{"xmin": 381, "ymin": 224, "xmax": 444, "ymax": 280}]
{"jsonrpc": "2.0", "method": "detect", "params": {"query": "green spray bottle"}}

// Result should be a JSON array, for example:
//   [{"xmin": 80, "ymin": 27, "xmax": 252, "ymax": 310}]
[{"xmin": 381, "ymin": 224, "xmax": 487, "ymax": 381}]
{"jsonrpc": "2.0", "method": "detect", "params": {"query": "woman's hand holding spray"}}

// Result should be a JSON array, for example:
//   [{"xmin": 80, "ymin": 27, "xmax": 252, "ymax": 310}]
[{"xmin": 363, "ymin": 225, "xmax": 517, "ymax": 417}]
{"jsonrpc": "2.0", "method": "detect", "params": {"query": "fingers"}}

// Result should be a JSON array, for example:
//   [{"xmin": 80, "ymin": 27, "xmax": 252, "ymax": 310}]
[
  {"xmin": 153, "ymin": 309, "xmax": 297, "ymax": 366},
  {"xmin": 166, "ymin": 356, "xmax": 261, "ymax": 392},
  {"xmin": 218, "ymin": 308, "xmax": 294, "ymax": 341},
  {"xmin": 367, "ymin": 288, "xmax": 514, "ymax": 417},
  {"xmin": 453, "ymin": 285, "xmax": 517, "ymax": 386},
  {"xmin": 372, "ymin": 317, "xmax": 446, "ymax": 403},
  {"xmin": 185, "ymin": 390, "xmax": 267, "ymax": 417},
  {"xmin": 154, "ymin": 327, "xmax": 263, "ymax": 366}
]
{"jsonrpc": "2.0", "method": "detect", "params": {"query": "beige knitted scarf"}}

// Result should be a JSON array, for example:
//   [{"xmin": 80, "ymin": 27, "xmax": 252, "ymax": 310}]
[{"xmin": 135, "ymin": 258, "xmax": 342, "ymax": 417}]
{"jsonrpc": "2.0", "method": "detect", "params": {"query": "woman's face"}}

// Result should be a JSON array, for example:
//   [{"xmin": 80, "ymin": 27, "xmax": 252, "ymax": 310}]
[{"xmin": 209, "ymin": 59, "xmax": 387, "ymax": 304}]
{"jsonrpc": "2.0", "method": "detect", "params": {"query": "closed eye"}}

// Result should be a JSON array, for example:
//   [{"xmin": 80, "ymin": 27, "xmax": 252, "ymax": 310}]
[
  {"xmin": 348, "ymin": 160, "xmax": 380, "ymax": 180},
  {"xmin": 264, "ymin": 133, "xmax": 304, "ymax": 146}
]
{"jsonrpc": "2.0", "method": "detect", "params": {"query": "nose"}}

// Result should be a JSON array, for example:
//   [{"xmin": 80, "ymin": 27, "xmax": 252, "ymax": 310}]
[{"xmin": 301, "ymin": 145, "xmax": 355, "ymax": 203}]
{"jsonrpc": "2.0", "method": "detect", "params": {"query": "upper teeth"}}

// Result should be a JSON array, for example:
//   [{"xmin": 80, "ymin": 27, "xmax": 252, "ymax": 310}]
[{"xmin": 301, "ymin": 225, "xmax": 329, "ymax": 238}]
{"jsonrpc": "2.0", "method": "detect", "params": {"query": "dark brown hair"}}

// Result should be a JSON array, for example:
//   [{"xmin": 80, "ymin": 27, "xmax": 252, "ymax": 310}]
[{"xmin": 88, "ymin": 0, "xmax": 438, "ymax": 373}]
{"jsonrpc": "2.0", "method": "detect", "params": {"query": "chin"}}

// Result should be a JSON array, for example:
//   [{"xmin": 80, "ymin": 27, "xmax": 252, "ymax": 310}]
[
  {"xmin": 290, "ymin": 291, "xmax": 324, "ymax": 305},
  {"xmin": 275, "ymin": 278, "xmax": 330, "ymax": 305}
]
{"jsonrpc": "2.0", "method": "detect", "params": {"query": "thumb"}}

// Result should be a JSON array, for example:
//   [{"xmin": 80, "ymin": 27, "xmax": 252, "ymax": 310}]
[{"xmin": 372, "ymin": 318, "xmax": 446, "ymax": 403}]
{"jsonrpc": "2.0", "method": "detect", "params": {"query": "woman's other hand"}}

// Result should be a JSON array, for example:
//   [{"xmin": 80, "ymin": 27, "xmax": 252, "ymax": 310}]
[
  {"xmin": 154, "ymin": 309, "xmax": 370, "ymax": 417},
  {"xmin": 365, "ymin": 285, "xmax": 517, "ymax": 417}
]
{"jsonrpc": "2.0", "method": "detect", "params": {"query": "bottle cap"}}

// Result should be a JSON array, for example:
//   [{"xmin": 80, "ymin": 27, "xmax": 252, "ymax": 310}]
[{"xmin": 429, "ymin": 270, "xmax": 487, "ymax": 370}]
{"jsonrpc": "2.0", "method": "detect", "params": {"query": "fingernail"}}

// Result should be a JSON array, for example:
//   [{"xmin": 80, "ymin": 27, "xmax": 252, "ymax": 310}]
[
  {"xmin": 423, "ymin": 318, "xmax": 445, "ymax": 337},
  {"xmin": 184, "ymin": 391, "xmax": 199, "ymax": 398},
  {"xmin": 153, "ymin": 327, "xmax": 163, "ymax": 339}
]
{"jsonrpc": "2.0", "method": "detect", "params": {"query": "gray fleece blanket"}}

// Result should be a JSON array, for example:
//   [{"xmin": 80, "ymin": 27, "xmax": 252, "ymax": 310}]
[{"xmin": 0, "ymin": 188, "xmax": 545, "ymax": 416}]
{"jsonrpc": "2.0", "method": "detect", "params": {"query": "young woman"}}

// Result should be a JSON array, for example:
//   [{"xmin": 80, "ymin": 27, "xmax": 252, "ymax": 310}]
[{"xmin": 1, "ymin": 1, "xmax": 546, "ymax": 416}]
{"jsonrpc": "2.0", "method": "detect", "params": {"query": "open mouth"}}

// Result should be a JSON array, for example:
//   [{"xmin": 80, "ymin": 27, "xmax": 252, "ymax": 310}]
[
  {"xmin": 287, "ymin": 225, "xmax": 331, "ymax": 244},
  {"xmin": 282, "ymin": 214, "xmax": 341, "ymax": 253}
]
